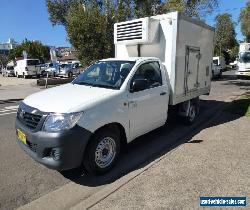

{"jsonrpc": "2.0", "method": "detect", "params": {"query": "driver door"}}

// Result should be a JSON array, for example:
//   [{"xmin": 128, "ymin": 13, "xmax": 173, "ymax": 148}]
[{"xmin": 128, "ymin": 61, "xmax": 168, "ymax": 140}]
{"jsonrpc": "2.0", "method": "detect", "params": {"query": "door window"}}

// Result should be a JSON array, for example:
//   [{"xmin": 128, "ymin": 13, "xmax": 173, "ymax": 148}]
[{"xmin": 131, "ymin": 61, "xmax": 162, "ymax": 91}]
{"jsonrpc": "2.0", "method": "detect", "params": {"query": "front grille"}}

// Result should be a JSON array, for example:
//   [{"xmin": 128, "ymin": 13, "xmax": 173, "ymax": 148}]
[{"xmin": 17, "ymin": 106, "xmax": 43, "ymax": 130}]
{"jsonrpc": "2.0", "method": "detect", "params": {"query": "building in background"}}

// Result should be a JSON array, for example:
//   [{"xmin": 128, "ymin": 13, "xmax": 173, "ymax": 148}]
[
  {"xmin": 57, "ymin": 47, "xmax": 78, "ymax": 63},
  {"xmin": 0, "ymin": 38, "xmax": 18, "ymax": 55}
]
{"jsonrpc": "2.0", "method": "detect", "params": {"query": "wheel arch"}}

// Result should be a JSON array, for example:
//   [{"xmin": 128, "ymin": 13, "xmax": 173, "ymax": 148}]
[{"xmin": 87, "ymin": 122, "xmax": 128, "ymax": 152}]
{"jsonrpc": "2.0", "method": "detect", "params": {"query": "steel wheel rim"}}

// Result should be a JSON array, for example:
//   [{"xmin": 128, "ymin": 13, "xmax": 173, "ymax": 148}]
[
  {"xmin": 189, "ymin": 105, "xmax": 196, "ymax": 121},
  {"xmin": 95, "ymin": 137, "xmax": 116, "ymax": 168}
]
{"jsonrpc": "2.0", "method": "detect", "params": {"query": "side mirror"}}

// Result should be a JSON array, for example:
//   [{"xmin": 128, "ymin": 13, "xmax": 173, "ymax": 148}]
[{"xmin": 130, "ymin": 79, "xmax": 148, "ymax": 92}]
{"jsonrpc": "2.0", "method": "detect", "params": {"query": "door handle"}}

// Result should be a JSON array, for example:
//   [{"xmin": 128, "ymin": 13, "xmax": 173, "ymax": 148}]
[{"xmin": 160, "ymin": 92, "xmax": 166, "ymax": 96}]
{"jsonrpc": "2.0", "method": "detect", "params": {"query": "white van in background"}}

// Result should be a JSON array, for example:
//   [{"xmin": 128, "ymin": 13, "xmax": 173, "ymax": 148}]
[
  {"xmin": 213, "ymin": 56, "xmax": 226, "ymax": 71},
  {"xmin": 236, "ymin": 43, "xmax": 250, "ymax": 78},
  {"xmin": 14, "ymin": 59, "xmax": 41, "ymax": 78}
]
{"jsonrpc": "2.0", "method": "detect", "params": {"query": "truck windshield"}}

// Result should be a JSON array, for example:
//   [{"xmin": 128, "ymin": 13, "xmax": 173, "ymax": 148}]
[
  {"xmin": 73, "ymin": 60, "xmax": 135, "ymax": 89},
  {"xmin": 27, "ymin": 60, "xmax": 39, "ymax": 66},
  {"xmin": 239, "ymin": 52, "xmax": 250, "ymax": 63}
]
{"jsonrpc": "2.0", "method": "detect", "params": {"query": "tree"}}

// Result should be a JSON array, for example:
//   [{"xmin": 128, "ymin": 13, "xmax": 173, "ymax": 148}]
[
  {"xmin": 160, "ymin": 0, "xmax": 218, "ymax": 18},
  {"xmin": 229, "ymin": 45, "xmax": 239, "ymax": 61},
  {"xmin": 133, "ymin": 0, "xmax": 162, "ymax": 17},
  {"xmin": 239, "ymin": 0, "xmax": 250, "ymax": 42},
  {"xmin": 214, "ymin": 13, "xmax": 237, "ymax": 56},
  {"xmin": 46, "ymin": 0, "xmax": 218, "ymax": 65},
  {"xmin": 0, "ymin": 54, "xmax": 8, "ymax": 66},
  {"xmin": 66, "ymin": 3, "xmax": 111, "ymax": 65},
  {"xmin": 8, "ymin": 39, "xmax": 50, "ymax": 63}
]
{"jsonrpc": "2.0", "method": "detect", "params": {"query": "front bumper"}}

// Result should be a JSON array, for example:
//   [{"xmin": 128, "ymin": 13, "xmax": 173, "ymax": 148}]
[{"xmin": 15, "ymin": 118, "xmax": 92, "ymax": 171}]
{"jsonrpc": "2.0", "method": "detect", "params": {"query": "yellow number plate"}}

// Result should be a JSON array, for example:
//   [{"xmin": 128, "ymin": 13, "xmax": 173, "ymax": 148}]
[{"xmin": 17, "ymin": 129, "xmax": 27, "ymax": 145}]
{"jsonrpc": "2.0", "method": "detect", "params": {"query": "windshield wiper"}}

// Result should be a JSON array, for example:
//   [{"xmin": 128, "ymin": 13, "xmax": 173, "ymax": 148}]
[
  {"xmin": 91, "ymin": 83, "xmax": 116, "ymax": 89},
  {"xmin": 73, "ymin": 81, "xmax": 93, "ymax": 86},
  {"xmin": 73, "ymin": 81, "xmax": 117, "ymax": 89}
]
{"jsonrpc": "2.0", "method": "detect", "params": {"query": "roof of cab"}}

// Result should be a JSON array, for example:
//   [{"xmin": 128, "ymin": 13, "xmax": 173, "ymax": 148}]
[{"xmin": 100, "ymin": 57, "xmax": 160, "ymax": 62}]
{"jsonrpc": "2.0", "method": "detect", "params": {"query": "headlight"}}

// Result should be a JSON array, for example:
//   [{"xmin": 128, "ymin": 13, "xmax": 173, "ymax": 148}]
[{"xmin": 43, "ymin": 112, "xmax": 83, "ymax": 132}]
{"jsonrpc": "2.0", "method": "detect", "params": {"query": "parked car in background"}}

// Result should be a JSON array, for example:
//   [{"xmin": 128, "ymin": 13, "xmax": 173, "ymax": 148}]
[
  {"xmin": 14, "ymin": 59, "xmax": 41, "ymax": 78},
  {"xmin": 2, "ymin": 66, "xmax": 15, "ymax": 77},
  {"xmin": 58, "ymin": 63, "xmax": 79, "ymax": 77},
  {"xmin": 40, "ymin": 63, "xmax": 59, "ymax": 77},
  {"xmin": 213, "ymin": 56, "xmax": 226, "ymax": 71},
  {"xmin": 212, "ymin": 63, "xmax": 222, "ymax": 78}
]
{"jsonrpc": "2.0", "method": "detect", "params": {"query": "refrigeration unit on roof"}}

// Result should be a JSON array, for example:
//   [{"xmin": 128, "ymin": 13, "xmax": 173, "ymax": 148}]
[{"xmin": 114, "ymin": 17, "xmax": 159, "ymax": 45}]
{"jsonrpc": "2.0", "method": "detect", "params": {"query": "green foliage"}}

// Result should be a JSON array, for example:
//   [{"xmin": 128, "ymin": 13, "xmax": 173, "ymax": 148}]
[
  {"xmin": 239, "ymin": 0, "xmax": 250, "ymax": 42},
  {"xmin": 214, "ymin": 13, "xmax": 237, "ymax": 56},
  {"xmin": 133, "ymin": 0, "xmax": 161, "ymax": 17},
  {"xmin": 8, "ymin": 39, "xmax": 50, "ymax": 63},
  {"xmin": 66, "ymin": 3, "xmax": 110, "ymax": 65},
  {"xmin": 46, "ymin": 0, "xmax": 218, "ymax": 65},
  {"xmin": 46, "ymin": 0, "xmax": 79, "ymax": 25},
  {"xmin": 0, "ymin": 54, "xmax": 8, "ymax": 66},
  {"xmin": 161, "ymin": 0, "xmax": 218, "ymax": 18},
  {"xmin": 229, "ymin": 45, "xmax": 239, "ymax": 61}
]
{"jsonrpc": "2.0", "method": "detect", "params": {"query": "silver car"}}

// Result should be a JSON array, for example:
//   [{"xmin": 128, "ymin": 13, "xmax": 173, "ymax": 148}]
[{"xmin": 58, "ymin": 63, "xmax": 78, "ymax": 77}]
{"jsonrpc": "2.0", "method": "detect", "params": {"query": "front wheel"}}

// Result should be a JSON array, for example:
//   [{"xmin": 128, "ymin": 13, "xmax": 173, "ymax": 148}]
[{"xmin": 83, "ymin": 128, "xmax": 120, "ymax": 174}]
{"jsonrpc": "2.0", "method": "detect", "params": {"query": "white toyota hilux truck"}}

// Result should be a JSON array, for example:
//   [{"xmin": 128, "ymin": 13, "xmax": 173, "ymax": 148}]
[{"xmin": 16, "ymin": 12, "xmax": 214, "ymax": 174}]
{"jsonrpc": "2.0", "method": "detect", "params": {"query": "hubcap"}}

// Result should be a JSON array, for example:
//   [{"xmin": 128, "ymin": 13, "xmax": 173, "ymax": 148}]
[
  {"xmin": 189, "ymin": 105, "xmax": 196, "ymax": 121},
  {"xmin": 95, "ymin": 137, "xmax": 116, "ymax": 168}
]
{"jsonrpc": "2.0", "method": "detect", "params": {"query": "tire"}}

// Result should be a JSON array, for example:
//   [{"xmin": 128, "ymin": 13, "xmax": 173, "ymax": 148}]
[
  {"xmin": 16, "ymin": 73, "xmax": 19, "ymax": 78},
  {"xmin": 83, "ymin": 128, "xmax": 120, "ymax": 174},
  {"xmin": 23, "ymin": 73, "xmax": 27, "ymax": 79},
  {"xmin": 68, "ymin": 72, "xmax": 73, "ymax": 78},
  {"xmin": 184, "ymin": 99, "xmax": 199, "ymax": 125}
]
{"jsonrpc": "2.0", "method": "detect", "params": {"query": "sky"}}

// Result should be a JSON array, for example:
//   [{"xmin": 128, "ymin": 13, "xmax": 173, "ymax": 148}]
[{"xmin": 0, "ymin": 0, "xmax": 248, "ymax": 47}]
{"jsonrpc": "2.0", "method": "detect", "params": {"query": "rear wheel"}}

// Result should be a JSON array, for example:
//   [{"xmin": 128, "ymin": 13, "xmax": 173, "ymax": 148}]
[{"xmin": 83, "ymin": 128, "xmax": 120, "ymax": 174}]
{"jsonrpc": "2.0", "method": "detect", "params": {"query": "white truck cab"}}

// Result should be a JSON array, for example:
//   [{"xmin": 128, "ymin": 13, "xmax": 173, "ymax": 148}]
[
  {"xmin": 14, "ymin": 59, "xmax": 41, "ymax": 78},
  {"xmin": 16, "ymin": 12, "xmax": 214, "ymax": 174}
]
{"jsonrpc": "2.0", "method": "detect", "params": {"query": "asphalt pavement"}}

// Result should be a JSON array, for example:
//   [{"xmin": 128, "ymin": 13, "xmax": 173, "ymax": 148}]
[{"xmin": 0, "ymin": 70, "xmax": 249, "ymax": 210}]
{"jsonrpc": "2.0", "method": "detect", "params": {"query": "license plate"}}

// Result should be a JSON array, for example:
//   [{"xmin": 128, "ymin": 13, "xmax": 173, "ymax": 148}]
[{"xmin": 17, "ymin": 129, "xmax": 27, "ymax": 145}]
